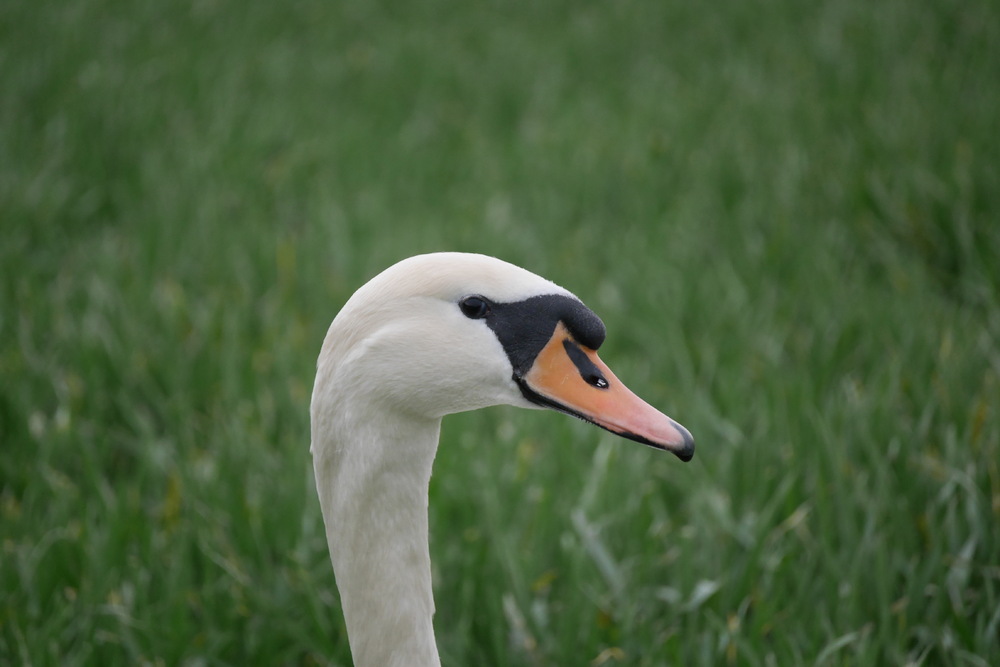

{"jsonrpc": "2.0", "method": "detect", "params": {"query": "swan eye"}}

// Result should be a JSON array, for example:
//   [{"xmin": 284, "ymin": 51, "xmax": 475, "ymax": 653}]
[{"xmin": 459, "ymin": 296, "xmax": 490, "ymax": 319}]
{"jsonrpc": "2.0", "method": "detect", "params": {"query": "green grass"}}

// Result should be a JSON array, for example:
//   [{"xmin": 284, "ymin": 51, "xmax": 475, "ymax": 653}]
[{"xmin": 2, "ymin": 0, "xmax": 999, "ymax": 664}]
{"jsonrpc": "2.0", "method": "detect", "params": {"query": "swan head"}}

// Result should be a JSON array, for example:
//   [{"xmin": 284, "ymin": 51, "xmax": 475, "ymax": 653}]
[{"xmin": 315, "ymin": 252, "xmax": 693, "ymax": 461}]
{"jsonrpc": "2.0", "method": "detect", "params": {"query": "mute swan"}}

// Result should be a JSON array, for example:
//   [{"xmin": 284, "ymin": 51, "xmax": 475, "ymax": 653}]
[{"xmin": 310, "ymin": 252, "xmax": 693, "ymax": 667}]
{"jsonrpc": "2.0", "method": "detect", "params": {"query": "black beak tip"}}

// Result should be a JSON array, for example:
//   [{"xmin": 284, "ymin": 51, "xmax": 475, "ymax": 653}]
[
  {"xmin": 674, "ymin": 445, "xmax": 695, "ymax": 462},
  {"xmin": 671, "ymin": 420, "xmax": 695, "ymax": 462}
]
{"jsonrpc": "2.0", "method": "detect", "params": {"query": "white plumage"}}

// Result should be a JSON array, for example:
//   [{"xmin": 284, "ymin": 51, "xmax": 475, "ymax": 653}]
[{"xmin": 310, "ymin": 253, "xmax": 692, "ymax": 666}]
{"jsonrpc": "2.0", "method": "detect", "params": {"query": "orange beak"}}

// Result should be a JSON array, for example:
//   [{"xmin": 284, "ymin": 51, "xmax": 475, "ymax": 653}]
[{"xmin": 520, "ymin": 323, "xmax": 694, "ymax": 461}]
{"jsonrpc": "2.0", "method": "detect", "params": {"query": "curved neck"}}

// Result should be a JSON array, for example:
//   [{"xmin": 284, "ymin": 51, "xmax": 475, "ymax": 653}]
[{"xmin": 312, "ymin": 409, "xmax": 442, "ymax": 667}]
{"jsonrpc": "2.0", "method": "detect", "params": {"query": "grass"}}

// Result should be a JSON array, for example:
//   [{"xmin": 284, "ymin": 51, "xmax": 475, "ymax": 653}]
[{"xmin": 2, "ymin": 0, "xmax": 999, "ymax": 664}]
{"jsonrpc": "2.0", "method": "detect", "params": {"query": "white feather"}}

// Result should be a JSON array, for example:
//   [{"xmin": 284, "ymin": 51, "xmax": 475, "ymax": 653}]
[{"xmin": 310, "ymin": 253, "xmax": 571, "ymax": 667}]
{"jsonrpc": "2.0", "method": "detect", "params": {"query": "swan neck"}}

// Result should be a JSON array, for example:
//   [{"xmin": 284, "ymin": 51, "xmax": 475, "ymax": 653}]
[{"xmin": 313, "ymin": 412, "xmax": 442, "ymax": 667}]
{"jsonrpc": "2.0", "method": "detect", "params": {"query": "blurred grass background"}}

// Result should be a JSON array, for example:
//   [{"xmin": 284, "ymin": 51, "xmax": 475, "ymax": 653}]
[{"xmin": 2, "ymin": 0, "xmax": 999, "ymax": 664}]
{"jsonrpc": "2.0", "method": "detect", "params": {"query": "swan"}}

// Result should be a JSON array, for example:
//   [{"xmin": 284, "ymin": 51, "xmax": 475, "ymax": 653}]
[{"xmin": 310, "ymin": 252, "xmax": 694, "ymax": 667}]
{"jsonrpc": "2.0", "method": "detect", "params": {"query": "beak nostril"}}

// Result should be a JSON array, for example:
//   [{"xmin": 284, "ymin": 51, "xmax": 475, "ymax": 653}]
[
  {"xmin": 590, "ymin": 376, "xmax": 609, "ymax": 389},
  {"xmin": 563, "ymin": 338, "xmax": 610, "ymax": 389}
]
